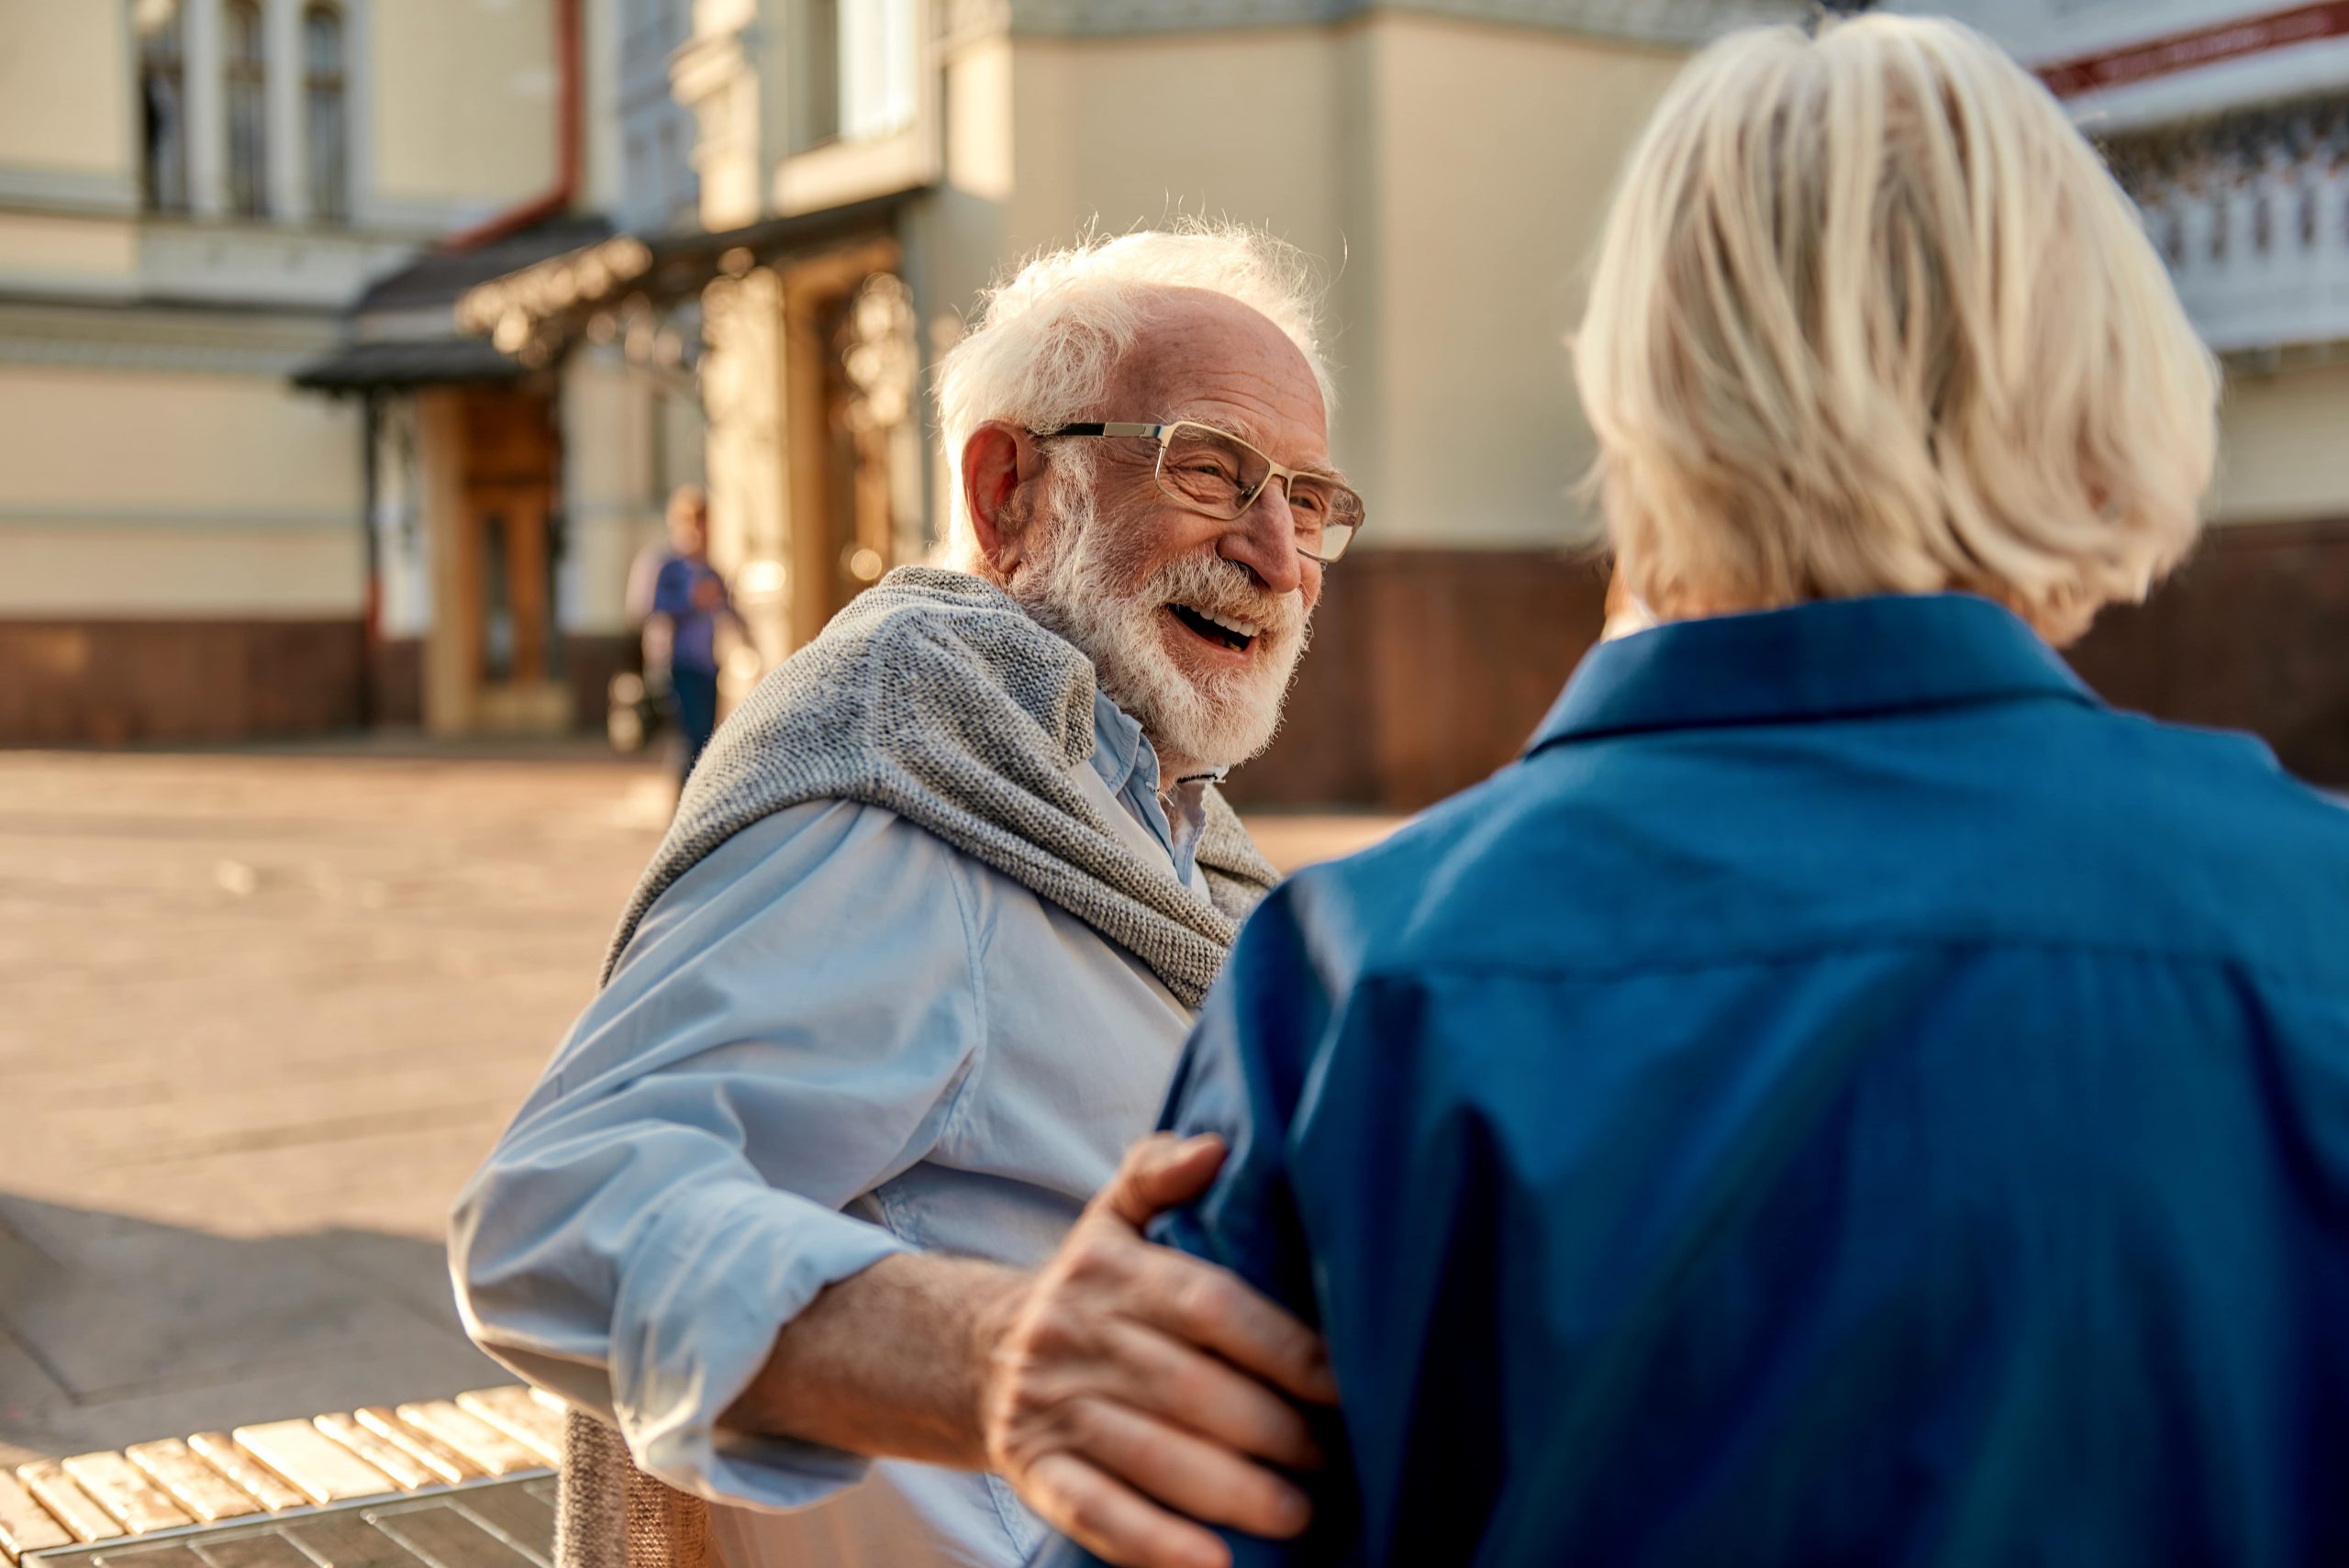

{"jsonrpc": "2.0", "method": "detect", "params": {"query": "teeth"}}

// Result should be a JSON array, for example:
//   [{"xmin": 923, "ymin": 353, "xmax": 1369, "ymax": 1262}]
[{"xmin": 1178, "ymin": 605, "xmax": 1261, "ymax": 639}]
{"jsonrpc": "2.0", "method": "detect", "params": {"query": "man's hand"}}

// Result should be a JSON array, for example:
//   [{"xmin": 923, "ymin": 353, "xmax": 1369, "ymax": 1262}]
[
  {"xmin": 977, "ymin": 1133, "xmax": 1338, "ymax": 1568},
  {"xmin": 719, "ymin": 1134, "xmax": 1335, "ymax": 1568}
]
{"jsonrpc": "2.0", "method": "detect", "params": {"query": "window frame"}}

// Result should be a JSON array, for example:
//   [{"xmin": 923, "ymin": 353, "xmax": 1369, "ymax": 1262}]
[
  {"xmin": 774, "ymin": 0, "xmax": 937, "ymax": 217},
  {"xmin": 137, "ymin": 0, "xmax": 192, "ymax": 214},
  {"xmin": 302, "ymin": 0, "xmax": 350, "ymax": 223},
  {"xmin": 223, "ymin": 0, "xmax": 271, "ymax": 219}
]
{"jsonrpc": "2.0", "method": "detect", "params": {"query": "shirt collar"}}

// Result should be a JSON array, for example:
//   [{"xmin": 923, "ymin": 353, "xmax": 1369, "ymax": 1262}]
[
  {"xmin": 1090, "ymin": 687, "xmax": 1150, "ymax": 797},
  {"xmin": 1089, "ymin": 687, "xmax": 1209, "ymax": 887},
  {"xmin": 1527, "ymin": 593, "xmax": 2101, "ymax": 756}
]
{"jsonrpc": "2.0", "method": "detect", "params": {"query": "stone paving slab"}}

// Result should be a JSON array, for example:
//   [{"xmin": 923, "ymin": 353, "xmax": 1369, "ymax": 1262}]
[{"xmin": 0, "ymin": 748, "xmax": 1397, "ymax": 1467}]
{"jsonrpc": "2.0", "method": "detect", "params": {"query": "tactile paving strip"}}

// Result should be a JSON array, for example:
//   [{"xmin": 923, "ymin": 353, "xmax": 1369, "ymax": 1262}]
[{"xmin": 6, "ymin": 1389, "xmax": 563, "ymax": 1568}]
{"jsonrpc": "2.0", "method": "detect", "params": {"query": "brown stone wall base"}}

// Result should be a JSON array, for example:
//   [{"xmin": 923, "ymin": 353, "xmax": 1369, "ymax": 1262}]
[
  {"xmin": 365, "ymin": 633, "xmax": 629, "ymax": 736},
  {"xmin": 1229, "ymin": 527, "xmax": 2349, "ymax": 812},
  {"xmin": 0, "ymin": 619, "xmax": 367, "ymax": 747},
  {"xmin": 10, "ymin": 528, "xmax": 2339, "ymax": 786},
  {"xmin": 2067, "ymin": 518, "xmax": 2349, "ymax": 788},
  {"xmin": 370, "ymin": 637, "xmax": 424, "ymax": 728},
  {"xmin": 562, "ymin": 633, "xmax": 639, "ymax": 733}
]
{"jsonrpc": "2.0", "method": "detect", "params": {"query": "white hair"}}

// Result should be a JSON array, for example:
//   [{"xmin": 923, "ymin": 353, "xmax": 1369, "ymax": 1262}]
[
  {"xmin": 933, "ymin": 221, "xmax": 1334, "ymax": 571},
  {"xmin": 1574, "ymin": 13, "xmax": 2220, "ymax": 642}
]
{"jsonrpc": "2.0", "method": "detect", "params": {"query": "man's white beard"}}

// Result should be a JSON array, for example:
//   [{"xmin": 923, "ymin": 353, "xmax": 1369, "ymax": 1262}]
[{"xmin": 1011, "ymin": 465, "xmax": 1309, "ymax": 775}]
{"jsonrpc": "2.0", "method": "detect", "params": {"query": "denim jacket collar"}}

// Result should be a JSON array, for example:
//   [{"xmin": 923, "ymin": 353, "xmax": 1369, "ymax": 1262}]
[{"xmin": 1529, "ymin": 593, "xmax": 2100, "ymax": 756}]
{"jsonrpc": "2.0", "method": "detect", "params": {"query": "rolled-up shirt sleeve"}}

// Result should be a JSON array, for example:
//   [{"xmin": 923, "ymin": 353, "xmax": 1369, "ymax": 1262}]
[{"xmin": 450, "ymin": 800, "xmax": 986, "ymax": 1510}]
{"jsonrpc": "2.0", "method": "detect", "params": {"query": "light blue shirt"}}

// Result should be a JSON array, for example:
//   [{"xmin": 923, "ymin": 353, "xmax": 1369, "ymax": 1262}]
[{"xmin": 451, "ymin": 691, "xmax": 1211, "ymax": 1568}]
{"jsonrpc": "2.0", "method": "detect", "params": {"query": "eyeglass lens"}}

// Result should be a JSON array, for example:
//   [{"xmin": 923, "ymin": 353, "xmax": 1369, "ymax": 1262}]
[{"xmin": 1155, "ymin": 423, "xmax": 1361, "ymax": 562}]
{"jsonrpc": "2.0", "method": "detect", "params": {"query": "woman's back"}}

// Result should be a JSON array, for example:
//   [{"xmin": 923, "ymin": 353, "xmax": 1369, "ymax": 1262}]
[
  {"xmin": 1136, "ymin": 594, "xmax": 2349, "ymax": 1568},
  {"xmin": 1032, "ymin": 10, "xmax": 2344, "ymax": 1563}
]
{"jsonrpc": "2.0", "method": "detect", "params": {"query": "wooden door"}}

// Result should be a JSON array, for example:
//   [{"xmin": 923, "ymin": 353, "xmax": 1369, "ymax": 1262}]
[{"xmin": 456, "ymin": 389, "xmax": 561, "ymax": 720}]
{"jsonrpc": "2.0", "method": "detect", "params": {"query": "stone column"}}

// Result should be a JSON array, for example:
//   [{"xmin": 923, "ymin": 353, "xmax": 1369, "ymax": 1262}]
[
  {"xmin": 184, "ymin": 0, "xmax": 228, "ymax": 218},
  {"xmin": 415, "ymin": 388, "xmax": 476, "ymax": 737},
  {"xmin": 699, "ymin": 267, "xmax": 794, "ymax": 696},
  {"xmin": 265, "ymin": 0, "xmax": 307, "ymax": 222}
]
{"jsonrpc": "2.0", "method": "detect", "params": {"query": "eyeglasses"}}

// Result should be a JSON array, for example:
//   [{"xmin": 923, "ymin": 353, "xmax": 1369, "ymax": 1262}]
[{"xmin": 1035, "ymin": 420, "xmax": 1364, "ymax": 563}]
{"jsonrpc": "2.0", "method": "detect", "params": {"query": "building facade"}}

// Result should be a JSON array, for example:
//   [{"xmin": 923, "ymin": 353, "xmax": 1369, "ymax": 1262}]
[
  {"xmin": 0, "ymin": 0, "xmax": 702, "ymax": 745},
  {"xmin": 6, "ymin": 0, "xmax": 2341, "ymax": 806},
  {"xmin": 462, "ymin": 0, "xmax": 1812, "ymax": 806}
]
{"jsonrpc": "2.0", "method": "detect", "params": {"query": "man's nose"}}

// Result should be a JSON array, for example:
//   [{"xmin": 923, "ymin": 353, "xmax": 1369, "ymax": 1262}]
[{"xmin": 1219, "ymin": 480, "xmax": 1306, "ymax": 596}]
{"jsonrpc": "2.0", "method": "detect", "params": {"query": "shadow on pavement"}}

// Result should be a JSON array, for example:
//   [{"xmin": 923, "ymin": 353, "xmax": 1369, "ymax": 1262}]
[{"xmin": 0, "ymin": 1193, "xmax": 507, "ymax": 1465}]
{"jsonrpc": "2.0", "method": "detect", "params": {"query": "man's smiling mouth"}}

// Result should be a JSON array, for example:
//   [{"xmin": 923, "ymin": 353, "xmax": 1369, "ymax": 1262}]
[{"xmin": 1166, "ymin": 603, "xmax": 1259, "ymax": 653}]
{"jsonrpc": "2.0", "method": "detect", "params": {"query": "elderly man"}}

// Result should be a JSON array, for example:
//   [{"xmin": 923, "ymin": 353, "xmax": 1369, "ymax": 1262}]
[{"xmin": 450, "ymin": 224, "xmax": 1363, "ymax": 1568}]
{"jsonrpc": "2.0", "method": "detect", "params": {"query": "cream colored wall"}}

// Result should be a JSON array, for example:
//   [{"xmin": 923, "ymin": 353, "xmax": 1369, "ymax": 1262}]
[
  {"xmin": 992, "ymin": 16, "xmax": 1678, "ymax": 551},
  {"xmin": 561, "ymin": 347, "xmax": 705, "ymax": 634},
  {"xmin": 0, "ymin": 364, "xmax": 362, "ymax": 616},
  {"xmin": 907, "ymin": 28, "xmax": 1020, "ymax": 527},
  {"xmin": 0, "ymin": 215, "xmax": 140, "ymax": 293},
  {"xmin": 1001, "ymin": 29, "xmax": 1348, "ymax": 345},
  {"xmin": 1362, "ymin": 16, "xmax": 1681, "ymax": 548},
  {"xmin": 0, "ymin": 528, "xmax": 362, "ymax": 615},
  {"xmin": 372, "ymin": 0, "xmax": 558, "ymax": 211},
  {"xmin": 0, "ymin": 4, "xmax": 133, "ymax": 180},
  {"xmin": 2208, "ymin": 362, "xmax": 2349, "ymax": 525}
]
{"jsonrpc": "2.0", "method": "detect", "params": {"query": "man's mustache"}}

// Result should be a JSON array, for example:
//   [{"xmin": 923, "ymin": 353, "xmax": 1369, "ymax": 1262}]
[{"xmin": 1143, "ymin": 551, "xmax": 1305, "ymax": 642}]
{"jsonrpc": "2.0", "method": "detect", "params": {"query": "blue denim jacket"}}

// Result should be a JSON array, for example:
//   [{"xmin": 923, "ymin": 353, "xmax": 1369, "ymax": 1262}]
[{"xmin": 1040, "ymin": 594, "xmax": 2349, "ymax": 1568}]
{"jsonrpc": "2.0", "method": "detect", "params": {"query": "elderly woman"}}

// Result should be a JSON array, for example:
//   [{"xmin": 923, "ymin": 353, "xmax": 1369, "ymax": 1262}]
[{"xmin": 1036, "ymin": 13, "xmax": 2349, "ymax": 1568}]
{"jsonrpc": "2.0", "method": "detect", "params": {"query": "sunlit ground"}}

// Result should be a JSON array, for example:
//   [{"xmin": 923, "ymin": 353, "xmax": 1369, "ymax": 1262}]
[{"xmin": 0, "ymin": 746, "xmax": 1397, "ymax": 1463}]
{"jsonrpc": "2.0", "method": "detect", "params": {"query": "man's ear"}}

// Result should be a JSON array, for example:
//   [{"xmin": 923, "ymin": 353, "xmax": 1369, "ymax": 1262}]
[{"xmin": 961, "ymin": 422, "xmax": 1043, "ymax": 574}]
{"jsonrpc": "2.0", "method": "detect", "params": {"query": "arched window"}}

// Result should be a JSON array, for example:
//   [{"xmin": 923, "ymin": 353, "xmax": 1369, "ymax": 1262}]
[
  {"xmin": 225, "ymin": 0, "xmax": 269, "ymax": 218},
  {"xmin": 137, "ymin": 0, "xmax": 189, "ymax": 212},
  {"xmin": 304, "ymin": 4, "xmax": 349, "ymax": 222}
]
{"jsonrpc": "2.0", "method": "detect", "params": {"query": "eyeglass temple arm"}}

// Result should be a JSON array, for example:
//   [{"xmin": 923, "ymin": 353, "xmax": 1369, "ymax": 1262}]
[{"xmin": 1035, "ymin": 422, "xmax": 1165, "ymax": 439}]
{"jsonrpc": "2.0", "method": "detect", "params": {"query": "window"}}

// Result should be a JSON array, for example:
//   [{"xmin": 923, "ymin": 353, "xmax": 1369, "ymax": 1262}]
[
  {"xmin": 137, "ymin": 0, "xmax": 189, "ymax": 212},
  {"xmin": 838, "ymin": 0, "xmax": 918, "ymax": 144},
  {"xmin": 225, "ymin": 0, "xmax": 269, "ymax": 217},
  {"xmin": 799, "ymin": 0, "xmax": 917, "ymax": 150},
  {"xmin": 304, "ymin": 4, "xmax": 349, "ymax": 221},
  {"xmin": 803, "ymin": 0, "xmax": 842, "ymax": 148}
]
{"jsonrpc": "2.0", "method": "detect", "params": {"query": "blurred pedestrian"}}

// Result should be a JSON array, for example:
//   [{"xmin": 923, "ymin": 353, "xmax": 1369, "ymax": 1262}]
[
  {"xmin": 642, "ymin": 484, "xmax": 745, "ymax": 790},
  {"xmin": 1039, "ymin": 14, "xmax": 2349, "ymax": 1568}
]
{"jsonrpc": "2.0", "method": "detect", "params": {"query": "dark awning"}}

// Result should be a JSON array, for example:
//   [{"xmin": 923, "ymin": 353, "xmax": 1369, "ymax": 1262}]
[
  {"xmin": 354, "ymin": 215, "xmax": 615, "ymax": 315},
  {"xmin": 291, "ymin": 336, "xmax": 529, "ymax": 392},
  {"xmin": 290, "ymin": 215, "xmax": 617, "ymax": 395},
  {"xmin": 455, "ymin": 189, "xmax": 922, "ymax": 355}
]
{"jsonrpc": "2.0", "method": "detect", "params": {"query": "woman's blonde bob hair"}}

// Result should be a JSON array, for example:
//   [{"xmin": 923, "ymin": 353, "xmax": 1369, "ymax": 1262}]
[{"xmin": 1574, "ymin": 13, "xmax": 2220, "ymax": 641}]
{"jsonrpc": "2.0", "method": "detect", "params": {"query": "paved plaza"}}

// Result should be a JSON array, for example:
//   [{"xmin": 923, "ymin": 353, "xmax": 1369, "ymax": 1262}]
[{"xmin": 0, "ymin": 745, "xmax": 1397, "ymax": 1466}]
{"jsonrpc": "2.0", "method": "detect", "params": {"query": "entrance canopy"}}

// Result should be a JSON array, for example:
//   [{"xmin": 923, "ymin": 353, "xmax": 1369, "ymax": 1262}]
[{"xmin": 453, "ymin": 191, "xmax": 917, "ymax": 373}]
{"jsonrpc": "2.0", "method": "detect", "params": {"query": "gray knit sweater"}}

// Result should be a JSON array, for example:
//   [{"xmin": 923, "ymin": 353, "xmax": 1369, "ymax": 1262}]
[{"xmin": 557, "ymin": 566, "xmax": 1280, "ymax": 1568}]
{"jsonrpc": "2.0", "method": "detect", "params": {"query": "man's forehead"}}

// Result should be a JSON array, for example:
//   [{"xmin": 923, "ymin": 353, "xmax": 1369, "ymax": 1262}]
[
  {"xmin": 1108, "ymin": 291, "xmax": 1330, "ymax": 462},
  {"xmin": 1163, "ymin": 404, "xmax": 1343, "ymax": 475}
]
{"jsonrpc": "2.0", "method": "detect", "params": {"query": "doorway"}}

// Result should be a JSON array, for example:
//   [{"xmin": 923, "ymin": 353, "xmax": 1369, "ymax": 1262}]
[
  {"xmin": 780, "ymin": 245, "xmax": 916, "ymax": 651},
  {"xmin": 419, "ymin": 385, "xmax": 568, "ymax": 735}
]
